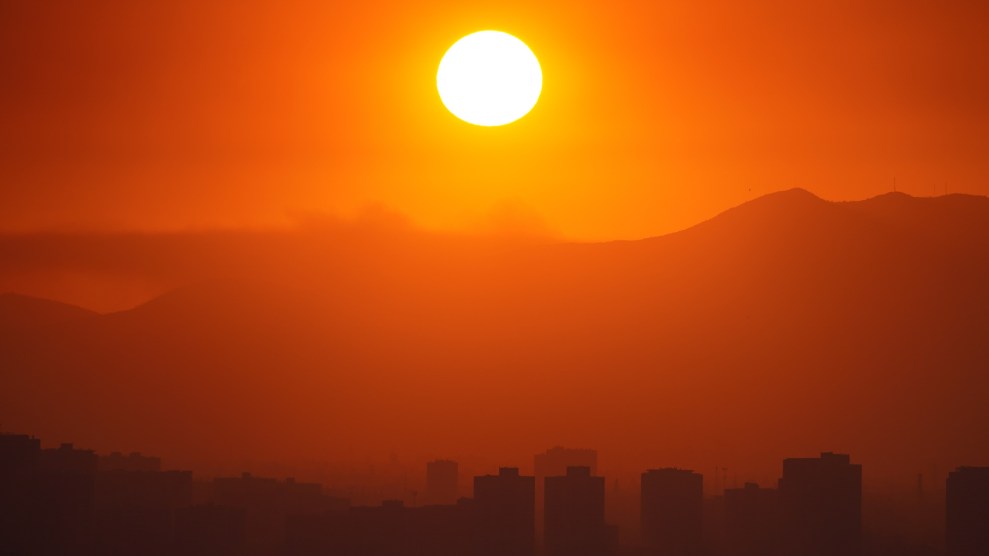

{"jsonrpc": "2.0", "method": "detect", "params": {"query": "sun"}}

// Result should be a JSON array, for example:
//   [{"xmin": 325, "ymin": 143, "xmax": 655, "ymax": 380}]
[{"xmin": 437, "ymin": 31, "xmax": 542, "ymax": 127}]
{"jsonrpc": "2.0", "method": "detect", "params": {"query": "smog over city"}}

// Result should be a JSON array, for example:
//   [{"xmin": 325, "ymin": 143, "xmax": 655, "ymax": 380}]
[{"xmin": 2, "ymin": 1, "xmax": 989, "ymax": 555}]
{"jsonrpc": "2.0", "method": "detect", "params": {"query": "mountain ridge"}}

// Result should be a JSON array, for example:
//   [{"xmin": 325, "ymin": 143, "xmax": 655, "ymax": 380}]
[
  {"xmin": 0, "ymin": 292, "xmax": 99, "ymax": 333},
  {"xmin": 1, "ymin": 189, "xmax": 988, "ymax": 476}
]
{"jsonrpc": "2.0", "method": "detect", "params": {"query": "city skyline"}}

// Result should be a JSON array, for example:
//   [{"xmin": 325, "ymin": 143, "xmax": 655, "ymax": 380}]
[
  {"xmin": 3, "ymin": 430, "xmax": 985, "ymax": 555},
  {"xmin": 2, "ymin": 1, "xmax": 988, "ymax": 554}
]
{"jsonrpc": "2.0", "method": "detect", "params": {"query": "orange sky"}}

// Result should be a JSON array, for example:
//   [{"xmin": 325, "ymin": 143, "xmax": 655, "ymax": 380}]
[{"xmin": 2, "ymin": 0, "xmax": 987, "ymax": 240}]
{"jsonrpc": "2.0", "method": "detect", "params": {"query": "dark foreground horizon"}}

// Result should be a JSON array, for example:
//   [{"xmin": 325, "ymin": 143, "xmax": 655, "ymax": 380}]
[{"xmin": 3, "ymin": 430, "xmax": 989, "ymax": 555}]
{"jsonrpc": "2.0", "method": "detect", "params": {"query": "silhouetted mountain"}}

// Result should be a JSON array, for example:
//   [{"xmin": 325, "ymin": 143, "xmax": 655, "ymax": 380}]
[
  {"xmin": 0, "ymin": 293, "xmax": 98, "ymax": 333},
  {"xmin": 2, "ymin": 190, "xmax": 988, "ymax": 476}
]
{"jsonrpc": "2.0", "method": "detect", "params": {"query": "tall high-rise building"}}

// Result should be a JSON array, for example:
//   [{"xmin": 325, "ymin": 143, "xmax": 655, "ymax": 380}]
[
  {"xmin": 946, "ymin": 466, "xmax": 989, "ymax": 556},
  {"xmin": 534, "ymin": 447, "xmax": 598, "ymax": 540},
  {"xmin": 545, "ymin": 466, "xmax": 616, "ymax": 556},
  {"xmin": 723, "ymin": 482, "xmax": 778, "ymax": 556},
  {"xmin": 641, "ymin": 468, "xmax": 704, "ymax": 556},
  {"xmin": 426, "ymin": 459, "xmax": 459, "ymax": 505},
  {"xmin": 535, "ymin": 447, "xmax": 598, "ymax": 478},
  {"xmin": 0, "ymin": 434, "xmax": 42, "ymax": 554},
  {"xmin": 38, "ymin": 442, "xmax": 100, "ymax": 554},
  {"xmin": 473, "ymin": 467, "xmax": 535, "ymax": 556},
  {"xmin": 778, "ymin": 452, "xmax": 861, "ymax": 556}
]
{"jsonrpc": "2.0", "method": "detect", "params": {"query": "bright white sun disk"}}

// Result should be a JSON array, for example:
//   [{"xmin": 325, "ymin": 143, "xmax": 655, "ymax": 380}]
[{"xmin": 437, "ymin": 31, "xmax": 542, "ymax": 127}]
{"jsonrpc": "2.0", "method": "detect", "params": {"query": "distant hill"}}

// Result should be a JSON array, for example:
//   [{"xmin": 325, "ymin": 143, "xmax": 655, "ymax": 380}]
[
  {"xmin": 0, "ymin": 293, "xmax": 97, "ymax": 333},
  {"xmin": 2, "ymin": 190, "xmax": 988, "ymax": 477}
]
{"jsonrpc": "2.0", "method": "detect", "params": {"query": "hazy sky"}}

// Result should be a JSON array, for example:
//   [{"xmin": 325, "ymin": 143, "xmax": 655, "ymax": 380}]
[{"xmin": 2, "ymin": 0, "xmax": 987, "ymax": 240}]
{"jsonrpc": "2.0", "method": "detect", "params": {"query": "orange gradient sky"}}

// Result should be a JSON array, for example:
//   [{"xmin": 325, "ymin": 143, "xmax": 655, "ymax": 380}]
[{"xmin": 2, "ymin": 0, "xmax": 987, "ymax": 240}]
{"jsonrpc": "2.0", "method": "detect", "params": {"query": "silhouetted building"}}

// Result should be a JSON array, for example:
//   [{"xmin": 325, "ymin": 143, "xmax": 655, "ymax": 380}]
[
  {"xmin": 545, "ymin": 466, "xmax": 617, "ymax": 556},
  {"xmin": 214, "ymin": 472, "xmax": 287, "ymax": 556},
  {"xmin": 426, "ymin": 459, "xmax": 459, "ymax": 505},
  {"xmin": 37, "ymin": 442, "xmax": 99, "ymax": 554},
  {"xmin": 281, "ymin": 477, "xmax": 346, "ymax": 515},
  {"xmin": 724, "ymin": 482, "xmax": 779, "ymax": 556},
  {"xmin": 0, "ymin": 433, "xmax": 42, "ymax": 554},
  {"xmin": 534, "ymin": 447, "xmax": 598, "ymax": 541},
  {"xmin": 703, "ymin": 491, "xmax": 726, "ymax": 556},
  {"xmin": 96, "ymin": 469, "xmax": 193, "ymax": 510},
  {"xmin": 641, "ymin": 467, "xmax": 703, "ymax": 556},
  {"xmin": 174, "ymin": 504, "xmax": 247, "ymax": 556},
  {"xmin": 288, "ymin": 501, "xmax": 403, "ymax": 556},
  {"xmin": 407, "ymin": 501, "xmax": 475, "ymax": 556},
  {"xmin": 946, "ymin": 466, "xmax": 989, "ymax": 556},
  {"xmin": 213, "ymin": 472, "xmax": 343, "ymax": 556},
  {"xmin": 285, "ymin": 499, "xmax": 471, "ymax": 556},
  {"xmin": 778, "ymin": 452, "xmax": 861, "ymax": 556},
  {"xmin": 0, "ymin": 432, "xmax": 40, "ymax": 481},
  {"xmin": 98, "ymin": 451, "xmax": 161, "ymax": 472},
  {"xmin": 535, "ymin": 447, "xmax": 598, "ymax": 478},
  {"xmin": 92, "ymin": 469, "xmax": 193, "ymax": 556},
  {"xmin": 40, "ymin": 442, "xmax": 99, "ymax": 475},
  {"xmin": 473, "ymin": 467, "xmax": 535, "ymax": 556}
]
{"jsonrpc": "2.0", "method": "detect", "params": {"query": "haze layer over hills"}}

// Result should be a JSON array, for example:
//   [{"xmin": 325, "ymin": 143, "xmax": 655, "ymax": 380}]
[{"xmin": 2, "ymin": 189, "xmax": 988, "ymax": 482}]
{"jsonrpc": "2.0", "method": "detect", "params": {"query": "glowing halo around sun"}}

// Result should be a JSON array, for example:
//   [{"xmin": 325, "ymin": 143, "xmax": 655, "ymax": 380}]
[{"xmin": 437, "ymin": 31, "xmax": 542, "ymax": 127}]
